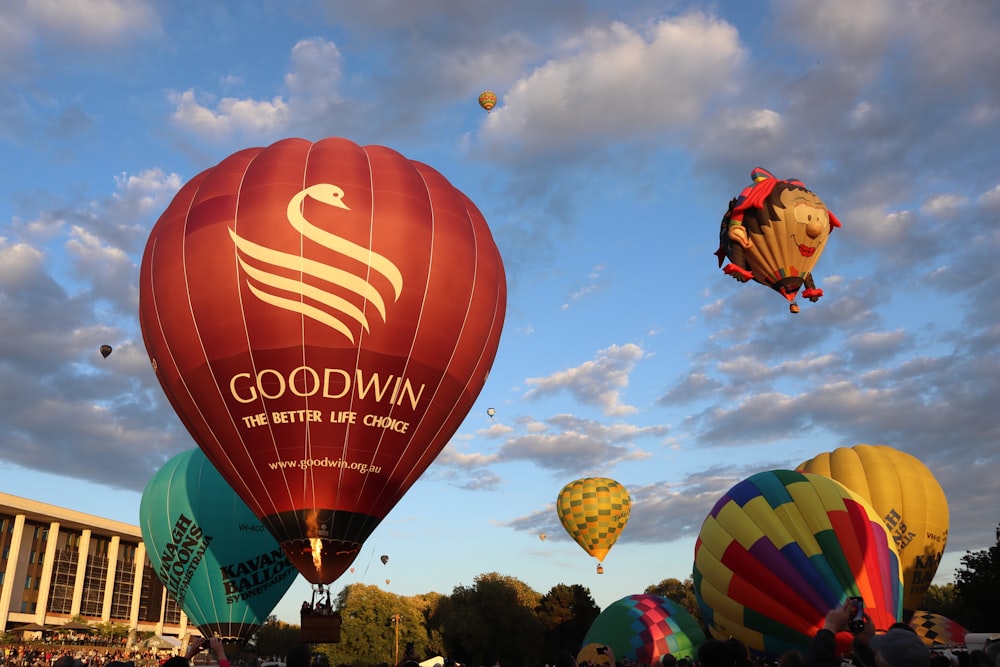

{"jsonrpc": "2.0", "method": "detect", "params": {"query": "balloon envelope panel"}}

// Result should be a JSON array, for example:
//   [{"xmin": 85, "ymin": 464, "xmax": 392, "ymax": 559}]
[
  {"xmin": 557, "ymin": 477, "xmax": 631, "ymax": 563},
  {"xmin": 139, "ymin": 137, "xmax": 506, "ymax": 583},
  {"xmin": 693, "ymin": 470, "xmax": 903, "ymax": 658},
  {"xmin": 908, "ymin": 611, "xmax": 968, "ymax": 646},
  {"xmin": 796, "ymin": 444, "xmax": 949, "ymax": 615},
  {"xmin": 582, "ymin": 594, "xmax": 705, "ymax": 662},
  {"xmin": 139, "ymin": 449, "xmax": 298, "ymax": 644}
]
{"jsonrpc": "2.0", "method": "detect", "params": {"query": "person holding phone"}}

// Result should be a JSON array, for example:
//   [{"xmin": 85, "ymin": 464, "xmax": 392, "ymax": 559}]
[{"xmin": 805, "ymin": 600, "xmax": 929, "ymax": 667}]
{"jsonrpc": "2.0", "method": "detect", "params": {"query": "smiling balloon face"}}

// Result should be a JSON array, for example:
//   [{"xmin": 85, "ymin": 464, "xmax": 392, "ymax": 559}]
[
  {"xmin": 139, "ymin": 137, "xmax": 506, "ymax": 584},
  {"xmin": 716, "ymin": 168, "xmax": 840, "ymax": 311}
]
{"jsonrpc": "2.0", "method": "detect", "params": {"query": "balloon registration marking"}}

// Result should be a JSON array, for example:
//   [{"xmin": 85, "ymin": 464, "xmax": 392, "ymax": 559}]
[{"xmin": 229, "ymin": 184, "xmax": 403, "ymax": 344}]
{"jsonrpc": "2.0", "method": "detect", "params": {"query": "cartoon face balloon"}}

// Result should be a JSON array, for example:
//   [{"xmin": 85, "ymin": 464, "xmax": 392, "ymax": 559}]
[
  {"xmin": 557, "ymin": 477, "xmax": 631, "ymax": 566},
  {"xmin": 716, "ymin": 167, "xmax": 840, "ymax": 313},
  {"xmin": 693, "ymin": 470, "xmax": 902, "ymax": 658},
  {"xmin": 139, "ymin": 137, "xmax": 507, "ymax": 583},
  {"xmin": 139, "ymin": 449, "xmax": 297, "ymax": 648},
  {"xmin": 582, "ymin": 594, "xmax": 705, "ymax": 663},
  {"xmin": 796, "ymin": 444, "xmax": 949, "ymax": 616}
]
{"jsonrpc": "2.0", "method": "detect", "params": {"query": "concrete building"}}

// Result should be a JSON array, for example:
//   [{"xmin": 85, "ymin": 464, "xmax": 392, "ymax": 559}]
[{"xmin": 0, "ymin": 491, "xmax": 195, "ymax": 640}]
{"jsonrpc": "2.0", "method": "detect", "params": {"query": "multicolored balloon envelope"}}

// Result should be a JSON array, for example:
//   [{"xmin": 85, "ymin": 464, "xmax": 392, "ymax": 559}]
[
  {"xmin": 581, "ymin": 594, "xmax": 705, "ymax": 663},
  {"xmin": 715, "ymin": 167, "xmax": 840, "ymax": 313},
  {"xmin": 139, "ymin": 449, "xmax": 298, "ymax": 647},
  {"xmin": 796, "ymin": 444, "xmax": 949, "ymax": 617},
  {"xmin": 478, "ymin": 91, "xmax": 498, "ymax": 112},
  {"xmin": 139, "ymin": 137, "xmax": 506, "ymax": 584},
  {"xmin": 557, "ymin": 477, "xmax": 631, "ymax": 566},
  {"xmin": 693, "ymin": 470, "xmax": 903, "ymax": 658},
  {"xmin": 908, "ymin": 610, "xmax": 968, "ymax": 647}
]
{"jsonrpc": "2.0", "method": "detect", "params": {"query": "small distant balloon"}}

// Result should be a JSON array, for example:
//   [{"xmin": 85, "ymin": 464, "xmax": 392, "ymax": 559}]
[
  {"xmin": 100, "ymin": 344, "xmax": 112, "ymax": 358},
  {"xmin": 597, "ymin": 564, "xmax": 604, "ymax": 574},
  {"xmin": 539, "ymin": 533, "xmax": 547, "ymax": 541},
  {"xmin": 478, "ymin": 91, "xmax": 497, "ymax": 112},
  {"xmin": 349, "ymin": 567, "xmax": 355, "ymax": 573},
  {"xmin": 487, "ymin": 407, "xmax": 496, "ymax": 419},
  {"xmin": 385, "ymin": 579, "xmax": 390, "ymax": 585},
  {"xmin": 380, "ymin": 554, "xmax": 389, "ymax": 565}
]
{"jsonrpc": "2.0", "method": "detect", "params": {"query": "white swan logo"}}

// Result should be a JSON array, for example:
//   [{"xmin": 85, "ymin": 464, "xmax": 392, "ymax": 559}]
[{"xmin": 228, "ymin": 184, "xmax": 403, "ymax": 343}]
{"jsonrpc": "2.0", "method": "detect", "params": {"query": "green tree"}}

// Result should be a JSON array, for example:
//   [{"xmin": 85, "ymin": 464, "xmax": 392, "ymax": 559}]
[
  {"xmin": 921, "ymin": 583, "xmax": 960, "ymax": 621},
  {"xmin": 317, "ymin": 583, "xmax": 430, "ymax": 667},
  {"xmin": 954, "ymin": 523, "xmax": 1000, "ymax": 631},
  {"xmin": 429, "ymin": 573, "xmax": 544, "ymax": 667},
  {"xmin": 644, "ymin": 578, "xmax": 701, "ymax": 624},
  {"xmin": 255, "ymin": 615, "xmax": 303, "ymax": 660},
  {"xmin": 536, "ymin": 584, "xmax": 600, "ymax": 660},
  {"xmin": 94, "ymin": 621, "xmax": 129, "ymax": 642},
  {"xmin": 411, "ymin": 591, "xmax": 446, "ymax": 657}
]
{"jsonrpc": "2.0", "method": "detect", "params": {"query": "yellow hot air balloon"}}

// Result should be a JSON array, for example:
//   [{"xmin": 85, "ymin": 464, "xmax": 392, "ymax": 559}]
[
  {"xmin": 478, "ymin": 91, "xmax": 498, "ymax": 112},
  {"xmin": 796, "ymin": 444, "xmax": 949, "ymax": 617},
  {"xmin": 557, "ymin": 477, "xmax": 630, "ymax": 568}
]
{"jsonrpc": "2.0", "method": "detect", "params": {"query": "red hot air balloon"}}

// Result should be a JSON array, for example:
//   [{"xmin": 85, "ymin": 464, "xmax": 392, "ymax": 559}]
[{"xmin": 139, "ymin": 137, "xmax": 506, "ymax": 585}]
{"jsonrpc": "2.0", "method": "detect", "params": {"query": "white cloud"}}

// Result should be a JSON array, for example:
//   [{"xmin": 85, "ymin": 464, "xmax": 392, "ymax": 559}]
[
  {"xmin": 25, "ymin": 0, "xmax": 159, "ymax": 47},
  {"xmin": 170, "ymin": 89, "xmax": 289, "ymax": 139},
  {"xmin": 168, "ymin": 38, "xmax": 349, "ymax": 141},
  {"xmin": 921, "ymin": 194, "xmax": 968, "ymax": 218},
  {"xmin": 0, "ymin": 240, "xmax": 46, "ymax": 287},
  {"xmin": 978, "ymin": 184, "xmax": 1000, "ymax": 209},
  {"xmin": 480, "ymin": 13, "xmax": 745, "ymax": 154},
  {"xmin": 524, "ymin": 343, "xmax": 646, "ymax": 415}
]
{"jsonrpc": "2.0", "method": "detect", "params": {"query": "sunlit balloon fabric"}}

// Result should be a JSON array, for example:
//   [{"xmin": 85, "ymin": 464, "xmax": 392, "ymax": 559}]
[
  {"xmin": 693, "ymin": 470, "xmax": 902, "ymax": 657},
  {"xmin": 139, "ymin": 449, "xmax": 297, "ymax": 646},
  {"xmin": 478, "ymin": 90, "xmax": 498, "ymax": 112},
  {"xmin": 139, "ymin": 137, "xmax": 507, "ymax": 584},
  {"xmin": 796, "ymin": 444, "xmax": 949, "ymax": 616},
  {"xmin": 715, "ymin": 167, "xmax": 840, "ymax": 313},
  {"xmin": 908, "ymin": 611, "xmax": 968, "ymax": 646},
  {"xmin": 582, "ymin": 594, "xmax": 705, "ymax": 663},
  {"xmin": 557, "ymin": 477, "xmax": 631, "ymax": 565}
]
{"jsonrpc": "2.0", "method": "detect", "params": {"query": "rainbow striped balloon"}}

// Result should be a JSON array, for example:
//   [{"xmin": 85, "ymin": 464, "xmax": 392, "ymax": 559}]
[
  {"xmin": 582, "ymin": 594, "xmax": 705, "ymax": 663},
  {"xmin": 693, "ymin": 469, "xmax": 903, "ymax": 657}
]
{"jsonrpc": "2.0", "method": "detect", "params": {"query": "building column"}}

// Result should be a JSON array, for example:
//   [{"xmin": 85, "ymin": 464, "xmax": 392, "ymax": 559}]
[
  {"xmin": 37, "ymin": 521, "xmax": 61, "ymax": 622},
  {"xmin": 129, "ymin": 542, "xmax": 146, "ymax": 631},
  {"xmin": 0, "ymin": 514, "xmax": 26, "ymax": 630},
  {"xmin": 101, "ymin": 536, "xmax": 120, "ymax": 622},
  {"xmin": 155, "ymin": 585, "xmax": 165, "ymax": 636},
  {"xmin": 70, "ymin": 529, "xmax": 91, "ymax": 616}
]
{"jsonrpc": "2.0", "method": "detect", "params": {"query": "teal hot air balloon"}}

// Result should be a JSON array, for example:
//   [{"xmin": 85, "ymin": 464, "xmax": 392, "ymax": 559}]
[{"xmin": 140, "ymin": 449, "xmax": 298, "ymax": 651}]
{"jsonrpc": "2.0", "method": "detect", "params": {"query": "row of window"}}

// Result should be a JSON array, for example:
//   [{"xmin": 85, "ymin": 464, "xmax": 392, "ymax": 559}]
[{"xmin": 0, "ymin": 515, "xmax": 179, "ymax": 623}]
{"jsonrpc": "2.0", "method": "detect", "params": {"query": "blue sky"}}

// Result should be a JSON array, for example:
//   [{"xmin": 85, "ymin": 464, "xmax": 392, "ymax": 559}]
[{"xmin": 1, "ymin": 0, "xmax": 998, "ymax": 625}]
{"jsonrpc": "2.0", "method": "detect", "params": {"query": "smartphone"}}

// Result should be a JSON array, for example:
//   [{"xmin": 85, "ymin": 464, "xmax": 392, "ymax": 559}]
[{"xmin": 848, "ymin": 597, "xmax": 865, "ymax": 633}]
